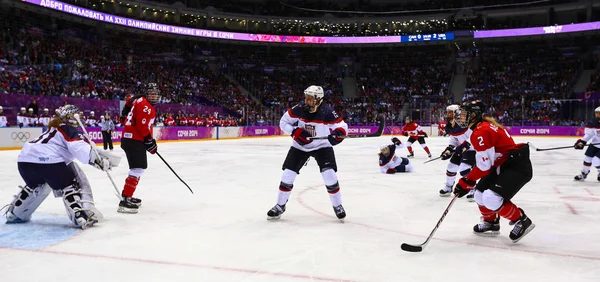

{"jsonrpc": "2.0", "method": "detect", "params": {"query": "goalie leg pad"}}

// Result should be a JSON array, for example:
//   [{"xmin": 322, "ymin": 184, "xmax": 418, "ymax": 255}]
[
  {"xmin": 5, "ymin": 184, "xmax": 51, "ymax": 223},
  {"xmin": 62, "ymin": 182, "xmax": 99, "ymax": 229},
  {"xmin": 68, "ymin": 162, "xmax": 103, "ymax": 221}
]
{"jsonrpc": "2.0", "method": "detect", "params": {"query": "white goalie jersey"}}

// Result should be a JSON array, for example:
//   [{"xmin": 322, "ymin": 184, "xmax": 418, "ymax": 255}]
[
  {"xmin": 18, "ymin": 124, "xmax": 93, "ymax": 165},
  {"xmin": 280, "ymin": 103, "xmax": 348, "ymax": 152}
]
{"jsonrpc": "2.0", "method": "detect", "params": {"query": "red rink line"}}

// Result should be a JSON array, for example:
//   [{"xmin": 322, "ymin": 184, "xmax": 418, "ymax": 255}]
[
  {"xmin": 584, "ymin": 188, "xmax": 595, "ymax": 196},
  {"xmin": 553, "ymin": 187, "xmax": 579, "ymax": 215},
  {"xmin": 297, "ymin": 186, "xmax": 599, "ymax": 261},
  {"xmin": 1, "ymin": 247, "xmax": 357, "ymax": 282}
]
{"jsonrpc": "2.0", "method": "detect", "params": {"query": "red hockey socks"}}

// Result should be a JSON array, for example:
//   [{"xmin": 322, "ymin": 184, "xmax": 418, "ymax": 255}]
[
  {"xmin": 497, "ymin": 200, "xmax": 522, "ymax": 222},
  {"xmin": 407, "ymin": 147, "xmax": 414, "ymax": 154},
  {"xmin": 423, "ymin": 146, "xmax": 431, "ymax": 155},
  {"xmin": 478, "ymin": 205, "xmax": 497, "ymax": 221},
  {"xmin": 122, "ymin": 175, "xmax": 140, "ymax": 197}
]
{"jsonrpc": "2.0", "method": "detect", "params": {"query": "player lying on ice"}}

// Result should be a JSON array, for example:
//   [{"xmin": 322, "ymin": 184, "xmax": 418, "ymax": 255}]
[
  {"xmin": 379, "ymin": 137, "xmax": 414, "ymax": 174},
  {"xmin": 452, "ymin": 100, "xmax": 535, "ymax": 243},
  {"xmin": 2, "ymin": 105, "xmax": 119, "ymax": 229}
]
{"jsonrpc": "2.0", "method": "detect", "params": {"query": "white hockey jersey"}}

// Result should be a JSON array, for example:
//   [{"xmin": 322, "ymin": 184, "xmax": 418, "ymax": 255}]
[
  {"xmin": 38, "ymin": 115, "xmax": 51, "ymax": 127},
  {"xmin": 446, "ymin": 121, "xmax": 474, "ymax": 151},
  {"xmin": 581, "ymin": 120, "xmax": 600, "ymax": 149},
  {"xmin": 18, "ymin": 124, "xmax": 93, "ymax": 165},
  {"xmin": 280, "ymin": 103, "xmax": 348, "ymax": 152},
  {"xmin": 0, "ymin": 115, "xmax": 7, "ymax": 127},
  {"xmin": 379, "ymin": 143, "xmax": 412, "ymax": 173}
]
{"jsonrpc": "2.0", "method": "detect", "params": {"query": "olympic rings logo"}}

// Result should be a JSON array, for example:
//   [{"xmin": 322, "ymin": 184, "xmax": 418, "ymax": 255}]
[{"xmin": 11, "ymin": 132, "xmax": 31, "ymax": 143}]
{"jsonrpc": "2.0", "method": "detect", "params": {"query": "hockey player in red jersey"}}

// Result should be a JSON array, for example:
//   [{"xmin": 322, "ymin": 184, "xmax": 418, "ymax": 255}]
[
  {"xmin": 118, "ymin": 83, "xmax": 159, "ymax": 213},
  {"xmin": 401, "ymin": 117, "xmax": 432, "ymax": 158},
  {"xmin": 453, "ymin": 100, "xmax": 535, "ymax": 243}
]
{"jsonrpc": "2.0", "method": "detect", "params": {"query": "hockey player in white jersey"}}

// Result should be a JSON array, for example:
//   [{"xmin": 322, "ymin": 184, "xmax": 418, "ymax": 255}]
[
  {"xmin": 2, "ymin": 105, "xmax": 119, "ymax": 229},
  {"xmin": 439, "ymin": 105, "xmax": 476, "ymax": 201},
  {"xmin": 573, "ymin": 106, "xmax": 600, "ymax": 181},
  {"xmin": 267, "ymin": 85, "xmax": 349, "ymax": 221},
  {"xmin": 0, "ymin": 106, "xmax": 7, "ymax": 127},
  {"xmin": 379, "ymin": 137, "xmax": 414, "ymax": 174}
]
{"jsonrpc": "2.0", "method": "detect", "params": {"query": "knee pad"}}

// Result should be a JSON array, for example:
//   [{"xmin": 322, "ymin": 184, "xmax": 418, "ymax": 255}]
[
  {"xmin": 5, "ymin": 184, "xmax": 51, "ymax": 223},
  {"xmin": 474, "ymin": 190, "xmax": 484, "ymax": 206},
  {"xmin": 583, "ymin": 156, "xmax": 593, "ymax": 164},
  {"xmin": 446, "ymin": 163, "xmax": 459, "ymax": 174},
  {"xmin": 128, "ymin": 168, "xmax": 145, "ymax": 178},
  {"xmin": 281, "ymin": 169, "xmax": 297, "ymax": 186},
  {"xmin": 401, "ymin": 157, "xmax": 410, "ymax": 166},
  {"xmin": 482, "ymin": 189, "xmax": 504, "ymax": 211},
  {"xmin": 420, "ymin": 143, "xmax": 428, "ymax": 148},
  {"xmin": 406, "ymin": 141, "xmax": 413, "ymax": 147},
  {"xmin": 321, "ymin": 169, "xmax": 338, "ymax": 186},
  {"xmin": 593, "ymin": 157, "xmax": 600, "ymax": 169},
  {"xmin": 458, "ymin": 163, "xmax": 473, "ymax": 176},
  {"xmin": 68, "ymin": 162, "xmax": 103, "ymax": 221}
]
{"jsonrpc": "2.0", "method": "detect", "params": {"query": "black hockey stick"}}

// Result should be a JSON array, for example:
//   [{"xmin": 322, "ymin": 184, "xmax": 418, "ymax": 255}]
[
  {"xmin": 401, "ymin": 194, "xmax": 458, "ymax": 252},
  {"xmin": 423, "ymin": 156, "xmax": 442, "ymax": 164},
  {"xmin": 308, "ymin": 118, "xmax": 385, "ymax": 140},
  {"xmin": 528, "ymin": 142, "xmax": 600, "ymax": 152},
  {"xmin": 156, "ymin": 152, "xmax": 194, "ymax": 194}
]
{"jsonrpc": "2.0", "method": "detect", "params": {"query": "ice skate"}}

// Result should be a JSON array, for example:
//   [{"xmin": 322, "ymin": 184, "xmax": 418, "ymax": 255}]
[
  {"xmin": 407, "ymin": 153, "xmax": 414, "ymax": 158},
  {"xmin": 117, "ymin": 197, "xmax": 140, "ymax": 214},
  {"xmin": 473, "ymin": 217, "xmax": 500, "ymax": 236},
  {"xmin": 439, "ymin": 184, "xmax": 453, "ymax": 197},
  {"xmin": 267, "ymin": 203, "xmax": 286, "ymax": 220},
  {"xmin": 574, "ymin": 171, "xmax": 589, "ymax": 181},
  {"xmin": 509, "ymin": 208, "xmax": 535, "ymax": 243},
  {"xmin": 333, "ymin": 204, "xmax": 346, "ymax": 221}
]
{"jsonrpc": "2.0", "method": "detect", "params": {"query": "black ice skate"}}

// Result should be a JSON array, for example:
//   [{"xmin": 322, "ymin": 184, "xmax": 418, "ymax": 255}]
[
  {"xmin": 333, "ymin": 204, "xmax": 346, "ymax": 221},
  {"xmin": 74, "ymin": 209, "xmax": 98, "ymax": 230},
  {"xmin": 509, "ymin": 208, "xmax": 535, "ymax": 243},
  {"xmin": 407, "ymin": 153, "xmax": 415, "ymax": 158},
  {"xmin": 121, "ymin": 193, "xmax": 142, "ymax": 207},
  {"xmin": 118, "ymin": 197, "xmax": 140, "ymax": 214},
  {"xmin": 574, "ymin": 171, "xmax": 589, "ymax": 181},
  {"xmin": 473, "ymin": 217, "xmax": 500, "ymax": 236},
  {"xmin": 439, "ymin": 184, "xmax": 453, "ymax": 197},
  {"xmin": 267, "ymin": 203, "xmax": 286, "ymax": 220}
]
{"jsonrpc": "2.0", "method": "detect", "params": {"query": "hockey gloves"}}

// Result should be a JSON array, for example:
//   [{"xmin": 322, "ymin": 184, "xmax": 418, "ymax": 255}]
[
  {"xmin": 455, "ymin": 141, "xmax": 471, "ymax": 157},
  {"xmin": 454, "ymin": 177, "xmax": 476, "ymax": 198},
  {"xmin": 292, "ymin": 128, "xmax": 312, "ymax": 146},
  {"xmin": 144, "ymin": 135, "xmax": 158, "ymax": 154},
  {"xmin": 386, "ymin": 168, "xmax": 397, "ymax": 174},
  {"xmin": 440, "ymin": 145, "xmax": 455, "ymax": 160},
  {"xmin": 328, "ymin": 128, "xmax": 346, "ymax": 146},
  {"xmin": 391, "ymin": 137, "xmax": 402, "ymax": 146},
  {"xmin": 420, "ymin": 131, "xmax": 428, "ymax": 138},
  {"xmin": 402, "ymin": 131, "xmax": 409, "ymax": 137},
  {"xmin": 574, "ymin": 139, "xmax": 586, "ymax": 150}
]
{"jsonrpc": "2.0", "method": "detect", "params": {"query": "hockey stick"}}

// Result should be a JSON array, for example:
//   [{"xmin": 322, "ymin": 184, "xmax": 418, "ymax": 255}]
[
  {"xmin": 73, "ymin": 114, "xmax": 123, "ymax": 201},
  {"xmin": 423, "ymin": 156, "xmax": 442, "ymax": 164},
  {"xmin": 308, "ymin": 117, "xmax": 385, "ymax": 140},
  {"xmin": 401, "ymin": 194, "xmax": 458, "ymax": 252},
  {"xmin": 156, "ymin": 152, "xmax": 194, "ymax": 194},
  {"xmin": 528, "ymin": 142, "xmax": 600, "ymax": 151}
]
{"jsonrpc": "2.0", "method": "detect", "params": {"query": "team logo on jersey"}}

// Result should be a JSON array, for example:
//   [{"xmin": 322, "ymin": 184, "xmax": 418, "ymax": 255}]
[
  {"xmin": 11, "ymin": 132, "xmax": 31, "ymax": 143},
  {"xmin": 304, "ymin": 124, "xmax": 316, "ymax": 137}
]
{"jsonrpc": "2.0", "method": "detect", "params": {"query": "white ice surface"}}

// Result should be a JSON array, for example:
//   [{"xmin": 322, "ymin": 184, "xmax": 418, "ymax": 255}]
[{"xmin": 0, "ymin": 136, "xmax": 599, "ymax": 282}]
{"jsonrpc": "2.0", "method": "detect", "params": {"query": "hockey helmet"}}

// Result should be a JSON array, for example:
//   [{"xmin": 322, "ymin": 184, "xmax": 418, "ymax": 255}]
[
  {"xmin": 146, "ymin": 82, "xmax": 160, "ymax": 104},
  {"xmin": 303, "ymin": 85, "xmax": 324, "ymax": 112},
  {"xmin": 57, "ymin": 105, "xmax": 81, "ymax": 126},
  {"xmin": 380, "ymin": 144, "xmax": 391, "ymax": 157},
  {"xmin": 595, "ymin": 106, "xmax": 600, "ymax": 113},
  {"xmin": 456, "ymin": 100, "xmax": 486, "ymax": 128},
  {"xmin": 446, "ymin": 104, "xmax": 459, "ymax": 118}
]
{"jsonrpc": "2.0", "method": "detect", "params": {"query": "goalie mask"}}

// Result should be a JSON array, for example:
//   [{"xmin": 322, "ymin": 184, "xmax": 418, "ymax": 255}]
[
  {"xmin": 303, "ymin": 85, "xmax": 324, "ymax": 113},
  {"xmin": 57, "ymin": 105, "xmax": 81, "ymax": 126},
  {"xmin": 146, "ymin": 83, "xmax": 160, "ymax": 104}
]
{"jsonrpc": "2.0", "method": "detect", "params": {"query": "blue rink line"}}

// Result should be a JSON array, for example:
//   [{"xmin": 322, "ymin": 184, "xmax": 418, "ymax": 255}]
[{"xmin": 0, "ymin": 213, "xmax": 81, "ymax": 249}]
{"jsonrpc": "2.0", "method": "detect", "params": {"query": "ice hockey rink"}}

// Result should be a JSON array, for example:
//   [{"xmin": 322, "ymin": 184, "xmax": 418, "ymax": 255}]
[{"xmin": 0, "ymin": 135, "xmax": 599, "ymax": 282}]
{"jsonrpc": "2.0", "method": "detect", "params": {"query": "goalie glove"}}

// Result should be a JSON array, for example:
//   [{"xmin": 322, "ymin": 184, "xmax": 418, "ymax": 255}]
[
  {"xmin": 89, "ymin": 151, "xmax": 111, "ymax": 171},
  {"xmin": 440, "ymin": 145, "xmax": 455, "ymax": 160},
  {"xmin": 574, "ymin": 139, "xmax": 586, "ymax": 150}
]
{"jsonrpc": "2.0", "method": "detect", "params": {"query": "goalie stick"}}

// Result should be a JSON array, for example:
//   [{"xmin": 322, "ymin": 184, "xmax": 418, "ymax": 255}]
[
  {"xmin": 308, "ymin": 117, "xmax": 385, "ymax": 140},
  {"xmin": 73, "ymin": 114, "xmax": 123, "ymax": 201},
  {"xmin": 401, "ymin": 194, "xmax": 458, "ymax": 252}
]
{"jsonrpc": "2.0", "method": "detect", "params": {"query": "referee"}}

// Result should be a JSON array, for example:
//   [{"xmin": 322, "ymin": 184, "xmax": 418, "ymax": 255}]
[{"xmin": 100, "ymin": 113, "xmax": 115, "ymax": 151}]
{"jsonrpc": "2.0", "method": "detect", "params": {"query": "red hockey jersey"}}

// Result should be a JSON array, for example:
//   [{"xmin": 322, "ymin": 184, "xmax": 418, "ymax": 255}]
[{"xmin": 122, "ymin": 96, "xmax": 156, "ymax": 141}]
